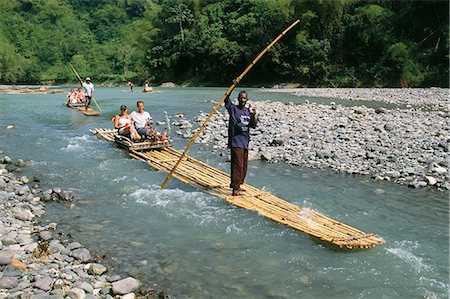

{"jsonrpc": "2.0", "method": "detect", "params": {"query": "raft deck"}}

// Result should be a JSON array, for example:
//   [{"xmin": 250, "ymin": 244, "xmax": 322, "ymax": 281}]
[
  {"xmin": 67, "ymin": 103, "xmax": 100, "ymax": 116},
  {"xmin": 92, "ymin": 128, "xmax": 384, "ymax": 249}
]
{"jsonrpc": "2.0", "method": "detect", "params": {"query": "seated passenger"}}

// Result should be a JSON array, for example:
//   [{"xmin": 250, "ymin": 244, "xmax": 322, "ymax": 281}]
[
  {"xmin": 76, "ymin": 88, "xmax": 85, "ymax": 103},
  {"xmin": 130, "ymin": 101, "xmax": 155, "ymax": 140},
  {"xmin": 113, "ymin": 105, "xmax": 140, "ymax": 141},
  {"xmin": 66, "ymin": 89, "xmax": 78, "ymax": 105}
]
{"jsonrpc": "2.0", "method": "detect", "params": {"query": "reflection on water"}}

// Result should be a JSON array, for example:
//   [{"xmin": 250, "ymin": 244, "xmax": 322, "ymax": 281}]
[{"xmin": 0, "ymin": 88, "xmax": 448, "ymax": 298}]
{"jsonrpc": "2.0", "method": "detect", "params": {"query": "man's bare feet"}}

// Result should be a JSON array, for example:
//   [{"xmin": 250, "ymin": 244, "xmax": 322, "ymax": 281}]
[{"xmin": 232, "ymin": 189, "xmax": 243, "ymax": 196}]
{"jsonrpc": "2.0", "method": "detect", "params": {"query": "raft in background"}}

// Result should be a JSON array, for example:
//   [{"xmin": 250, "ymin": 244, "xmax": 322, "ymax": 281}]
[
  {"xmin": 67, "ymin": 103, "xmax": 100, "ymax": 116},
  {"xmin": 91, "ymin": 128, "xmax": 385, "ymax": 249}
]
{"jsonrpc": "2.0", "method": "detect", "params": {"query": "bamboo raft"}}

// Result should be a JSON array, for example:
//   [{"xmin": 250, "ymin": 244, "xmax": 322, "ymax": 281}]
[
  {"xmin": 92, "ymin": 128, "xmax": 385, "ymax": 249},
  {"xmin": 67, "ymin": 103, "xmax": 100, "ymax": 116}
]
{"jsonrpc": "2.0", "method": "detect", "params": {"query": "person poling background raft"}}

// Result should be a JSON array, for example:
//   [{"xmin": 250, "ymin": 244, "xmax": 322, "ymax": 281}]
[{"xmin": 67, "ymin": 63, "xmax": 102, "ymax": 116}]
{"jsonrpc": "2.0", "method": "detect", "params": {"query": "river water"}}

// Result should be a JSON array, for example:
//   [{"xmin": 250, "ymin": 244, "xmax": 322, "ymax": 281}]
[{"xmin": 0, "ymin": 87, "xmax": 448, "ymax": 298}]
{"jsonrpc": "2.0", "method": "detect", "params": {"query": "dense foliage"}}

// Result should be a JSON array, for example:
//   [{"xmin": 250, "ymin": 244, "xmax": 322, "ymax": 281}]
[{"xmin": 0, "ymin": 0, "xmax": 448, "ymax": 87}]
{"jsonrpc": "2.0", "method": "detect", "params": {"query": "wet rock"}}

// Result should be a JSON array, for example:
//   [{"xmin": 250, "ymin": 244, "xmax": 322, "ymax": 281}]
[
  {"xmin": 56, "ymin": 190, "xmax": 74, "ymax": 201},
  {"xmin": 107, "ymin": 274, "xmax": 121, "ymax": 283},
  {"xmin": 3, "ymin": 156, "xmax": 13, "ymax": 164},
  {"xmin": 112, "ymin": 277, "xmax": 141, "ymax": 295},
  {"xmin": 88, "ymin": 263, "xmax": 107, "ymax": 275},
  {"xmin": 71, "ymin": 248, "xmax": 91, "ymax": 262},
  {"xmin": 66, "ymin": 242, "xmax": 82, "ymax": 251}
]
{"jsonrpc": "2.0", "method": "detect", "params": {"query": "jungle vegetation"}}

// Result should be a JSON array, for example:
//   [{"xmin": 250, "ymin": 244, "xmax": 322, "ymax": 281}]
[{"xmin": 0, "ymin": 0, "xmax": 448, "ymax": 87}]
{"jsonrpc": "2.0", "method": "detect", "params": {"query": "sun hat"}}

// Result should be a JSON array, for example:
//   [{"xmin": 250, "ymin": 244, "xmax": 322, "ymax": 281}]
[{"xmin": 86, "ymin": 77, "xmax": 91, "ymax": 81}]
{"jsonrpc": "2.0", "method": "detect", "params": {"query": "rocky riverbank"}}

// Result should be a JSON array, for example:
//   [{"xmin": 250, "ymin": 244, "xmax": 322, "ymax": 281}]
[
  {"xmin": 0, "ymin": 155, "xmax": 166, "ymax": 299},
  {"xmin": 174, "ymin": 94, "xmax": 449, "ymax": 190},
  {"xmin": 259, "ymin": 87, "xmax": 449, "ymax": 110}
]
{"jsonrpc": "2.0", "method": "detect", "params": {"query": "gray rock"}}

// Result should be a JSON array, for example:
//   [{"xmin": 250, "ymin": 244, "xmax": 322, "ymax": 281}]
[
  {"xmin": 260, "ymin": 151, "xmax": 272, "ymax": 161},
  {"xmin": 67, "ymin": 288, "xmax": 86, "ymax": 299},
  {"xmin": 13, "ymin": 207, "xmax": 34, "ymax": 221},
  {"xmin": 17, "ymin": 185, "xmax": 30, "ymax": 195},
  {"xmin": 112, "ymin": 277, "xmax": 141, "ymax": 295},
  {"xmin": 88, "ymin": 263, "xmax": 107, "ymax": 275},
  {"xmin": 77, "ymin": 281, "xmax": 94, "ymax": 294},
  {"xmin": 375, "ymin": 107, "xmax": 388, "ymax": 114},
  {"xmin": 39, "ymin": 231, "xmax": 52, "ymax": 241},
  {"xmin": 57, "ymin": 190, "xmax": 74, "ymax": 201},
  {"xmin": 66, "ymin": 242, "xmax": 82, "ymax": 250},
  {"xmin": 316, "ymin": 149, "xmax": 332, "ymax": 159},
  {"xmin": 384, "ymin": 124, "xmax": 394, "ymax": 131},
  {"xmin": 71, "ymin": 248, "xmax": 91, "ymax": 262},
  {"xmin": 3, "ymin": 156, "xmax": 13, "ymax": 164},
  {"xmin": 106, "ymin": 274, "xmax": 121, "ymax": 283},
  {"xmin": 0, "ymin": 276, "xmax": 19, "ymax": 289},
  {"xmin": 34, "ymin": 276, "xmax": 53, "ymax": 291},
  {"xmin": 0, "ymin": 178, "xmax": 7, "ymax": 188},
  {"xmin": 385, "ymin": 170, "xmax": 401, "ymax": 178},
  {"xmin": 0, "ymin": 250, "xmax": 14, "ymax": 265},
  {"xmin": 425, "ymin": 176, "xmax": 437, "ymax": 186},
  {"xmin": 410, "ymin": 180, "xmax": 427, "ymax": 188}
]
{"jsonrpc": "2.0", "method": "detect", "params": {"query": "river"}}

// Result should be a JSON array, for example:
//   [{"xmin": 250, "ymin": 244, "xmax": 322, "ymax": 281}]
[{"xmin": 0, "ymin": 87, "xmax": 448, "ymax": 298}]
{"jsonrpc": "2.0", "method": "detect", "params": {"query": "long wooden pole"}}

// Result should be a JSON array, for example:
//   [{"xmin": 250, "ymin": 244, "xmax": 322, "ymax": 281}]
[
  {"xmin": 69, "ymin": 63, "xmax": 102, "ymax": 112},
  {"xmin": 160, "ymin": 19, "xmax": 300, "ymax": 189}
]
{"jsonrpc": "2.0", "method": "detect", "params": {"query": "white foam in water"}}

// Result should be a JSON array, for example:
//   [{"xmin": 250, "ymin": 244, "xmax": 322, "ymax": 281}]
[
  {"xmin": 126, "ymin": 185, "xmax": 232, "ymax": 225},
  {"xmin": 226, "ymin": 223, "xmax": 242, "ymax": 233},
  {"xmin": 385, "ymin": 241, "xmax": 430, "ymax": 273},
  {"xmin": 61, "ymin": 135, "xmax": 93, "ymax": 152}
]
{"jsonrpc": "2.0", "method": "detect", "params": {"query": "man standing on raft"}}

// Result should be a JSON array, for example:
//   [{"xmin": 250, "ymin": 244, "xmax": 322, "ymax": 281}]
[{"xmin": 225, "ymin": 90, "xmax": 257, "ymax": 196}]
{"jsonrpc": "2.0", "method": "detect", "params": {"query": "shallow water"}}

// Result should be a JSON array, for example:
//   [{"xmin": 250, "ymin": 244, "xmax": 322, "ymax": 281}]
[{"xmin": 0, "ymin": 87, "xmax": 448, "ymax": 298}]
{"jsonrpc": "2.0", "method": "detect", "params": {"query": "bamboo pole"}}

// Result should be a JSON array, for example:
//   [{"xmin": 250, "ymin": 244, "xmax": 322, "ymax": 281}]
[
  {"xmin": 160, "ymin": 19, "xmax": 301, "ymax": 189},
  {"xmin": 69, "ymin": 63, "xmax": 102, "ymax": 112}
]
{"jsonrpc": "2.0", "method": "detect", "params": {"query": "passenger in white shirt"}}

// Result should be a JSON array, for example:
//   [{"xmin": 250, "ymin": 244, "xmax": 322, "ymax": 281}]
[{"xmin": 130, "ymin": 101, "xmax": 154, "ymax": 139}]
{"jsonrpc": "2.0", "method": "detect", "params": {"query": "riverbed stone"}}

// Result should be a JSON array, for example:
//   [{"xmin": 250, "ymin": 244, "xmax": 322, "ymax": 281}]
[
  {"xmin": 88, "ymin": 263, "xmax": 107, "ymax": 275},
  {"xmin": 0, "ymin": 250, "xmax": 14, "ymax": 265},
  {"xmin": 39, "ymin": 231, "xmax": 52, "ymax": 241},
  {"xmin": 13, "ymin": 207, "xmax": 35, "ymax": 221},
  {"xmin": 0, "ymin": 276, "xmax": 19, "ymax": 289},
  {"xmin": 67, "ymin": 288, "xmax": 85, "ymax": 299},
  {"xmin": 76, "ymin": 281, "xmax": 94, "ymax": 294},
  {"xmin": 112, "ymin": 277, "xmax": 141, "ymax": 295},
  {"xmin": 71, "ymin": 248, "xmax": 91, "ymax": 262},
  {"xmin": 34, "ymin": 276, "xmax": 53, "ymax": 291}
]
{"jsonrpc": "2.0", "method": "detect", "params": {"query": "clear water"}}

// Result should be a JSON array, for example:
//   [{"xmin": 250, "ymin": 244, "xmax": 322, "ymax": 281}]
[{"xmin": 0, "ymin": 87, "xmax": 448, "ymax": 298}]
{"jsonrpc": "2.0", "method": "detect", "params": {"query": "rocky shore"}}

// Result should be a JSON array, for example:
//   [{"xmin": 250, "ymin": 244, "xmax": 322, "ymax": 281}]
[
  {"xmin": 174, "ymin": 90, "xmax": 449, "ymax": 190},
  {"xmin": 0, "ymin": 155, "xmax": 165, "ymax": 299},
  {"xmin": 260, "ymin": 87, "xmax": 448, "ymax": 110}
]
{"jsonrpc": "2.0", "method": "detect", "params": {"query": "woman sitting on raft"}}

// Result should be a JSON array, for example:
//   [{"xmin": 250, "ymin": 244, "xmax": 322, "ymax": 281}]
[{"xmin": 113, "ymin": 105, "xmax": 140, "ymax": 141}]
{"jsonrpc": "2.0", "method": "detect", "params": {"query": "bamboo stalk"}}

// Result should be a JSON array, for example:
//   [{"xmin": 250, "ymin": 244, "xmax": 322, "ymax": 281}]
[{"xmin": 160, "ymin": 19, "xmax": 301, "ymax": 189}]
